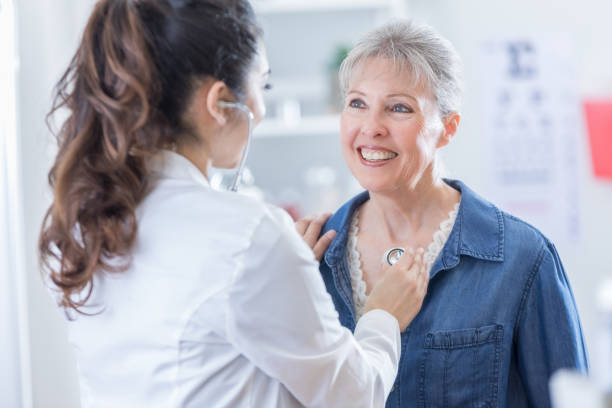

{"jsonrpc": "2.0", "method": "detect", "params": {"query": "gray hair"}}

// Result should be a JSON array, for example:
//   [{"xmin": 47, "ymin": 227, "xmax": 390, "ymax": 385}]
[{"xmin": 339, "ymin": 20, "xmax": 463, "ymax": 117}]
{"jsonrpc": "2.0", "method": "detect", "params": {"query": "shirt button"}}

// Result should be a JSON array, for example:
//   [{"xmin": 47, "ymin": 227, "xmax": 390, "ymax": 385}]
[{"xmin": 391, "ymin": 386, "xmax": 396, "ymax": 392}]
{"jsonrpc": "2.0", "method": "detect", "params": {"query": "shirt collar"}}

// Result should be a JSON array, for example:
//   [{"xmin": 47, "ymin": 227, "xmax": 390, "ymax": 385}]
[
  {"xmin": 323, "ymin": 179, "xmax": 504, "ymax": 273},
  {"xmin": 434, "ymin": 179, "xmax": 504, "ymax": 278},
  {"xmin": 149, "ymin": 150, "xmax": 210, "ymax": 189}
]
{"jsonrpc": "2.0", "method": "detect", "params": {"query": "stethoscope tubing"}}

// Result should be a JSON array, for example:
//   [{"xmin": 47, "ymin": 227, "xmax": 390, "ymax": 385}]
[{"xmin": 218, "ymin": 101, "xmax": 255, "ymax": 192}]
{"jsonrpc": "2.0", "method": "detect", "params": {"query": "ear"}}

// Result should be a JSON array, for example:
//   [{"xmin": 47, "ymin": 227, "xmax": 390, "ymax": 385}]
[
  {"xmin": 205, "ymin": 81, "xmax": 233, "ymax": 126},
  {"xmin": 436, "ymin": 112, "xmax": 461, "ymax": 148}
]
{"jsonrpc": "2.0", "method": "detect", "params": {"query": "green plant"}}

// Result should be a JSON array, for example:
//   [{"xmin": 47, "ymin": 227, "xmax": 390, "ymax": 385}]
[{"xmin": 328, "ymin": 44, "xmax": 351, "ymax": 71}]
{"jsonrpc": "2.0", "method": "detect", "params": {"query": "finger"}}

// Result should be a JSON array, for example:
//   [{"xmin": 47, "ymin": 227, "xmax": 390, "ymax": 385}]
[
  {"xmin": 418, "ymin": 263, "xmax": 430, "ymax": 291},
  {"xmin": 410, "ymin": 249, "xmax": 425, "ymax": 274},
  {"xmin": 402, "ymin": 248, "xmax": 423, "ymax": 279},
  {"xmin": 295, "ymin": 216, "xmax": 313, "ymax": 236},
  {"xmin": 391, "ymin": 247, "xmax": 417, "ymax": 272},
  {"xmin": 303, "ymin": 213, "xmax": 331, "ymax": 247},
  {"xmin": 312, "ymin": 230, "xmax": 336, "ymax": 261}
]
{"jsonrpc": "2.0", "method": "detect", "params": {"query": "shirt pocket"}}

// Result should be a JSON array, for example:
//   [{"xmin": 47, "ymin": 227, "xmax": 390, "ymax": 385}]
[{"xmin": 418, "ymin": 324, "xmax": 503, "ymax": 408}]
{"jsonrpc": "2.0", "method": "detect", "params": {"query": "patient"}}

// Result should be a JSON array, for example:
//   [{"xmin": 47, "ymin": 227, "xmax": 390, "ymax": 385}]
[{"xmin": 318, "ymin": 20, "xmax": 588, "ymax": 407}]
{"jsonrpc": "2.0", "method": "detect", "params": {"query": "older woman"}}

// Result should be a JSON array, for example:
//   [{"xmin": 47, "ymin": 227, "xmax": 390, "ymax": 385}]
[{"xmin": 320, "ymin": 20, "xmax": 588, "ymax": 407}]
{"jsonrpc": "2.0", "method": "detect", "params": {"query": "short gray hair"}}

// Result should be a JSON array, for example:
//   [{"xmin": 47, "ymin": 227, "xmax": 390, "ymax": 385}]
[{"xmin": 339, "ymin": 20, "xmax": 463, "ymax": 117}]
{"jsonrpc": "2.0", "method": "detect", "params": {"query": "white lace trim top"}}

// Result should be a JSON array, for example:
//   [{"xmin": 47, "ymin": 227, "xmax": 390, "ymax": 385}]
[{"xmin": 347, "ymin": 203, "xmax": 460, "ymax": 321}]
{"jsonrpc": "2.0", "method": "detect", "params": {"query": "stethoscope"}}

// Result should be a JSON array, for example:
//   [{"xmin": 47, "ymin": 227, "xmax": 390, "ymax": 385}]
[
  {"xmin": 383, "ymin": 247, "xmax": 405, "ymax": 266},
  {"xmin": 217, "ymin": 100, "xmax": 255, "ymax": 192}
]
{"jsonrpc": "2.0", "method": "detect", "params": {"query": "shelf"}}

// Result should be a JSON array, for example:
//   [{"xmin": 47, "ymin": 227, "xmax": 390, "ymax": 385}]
[
  {"xmin": 252, "ymin": 0, "xmax": 392, "ymax": 15},
  {"xmin": 254, "ymin": 114, "xmax": 340, "ymax": 138},
  {"xmin": 263, "ymin": 76, "xmax": 327, "ymax": 102}
]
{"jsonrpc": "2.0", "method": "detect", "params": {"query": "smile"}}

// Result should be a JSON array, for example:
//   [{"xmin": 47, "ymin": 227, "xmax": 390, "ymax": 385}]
[{"xmin": 359, "ymin": 147, "xmax": 398, "ymax": 162}]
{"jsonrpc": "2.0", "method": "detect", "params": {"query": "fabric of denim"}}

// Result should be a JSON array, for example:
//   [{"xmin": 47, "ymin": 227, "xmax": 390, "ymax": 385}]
[{"xmin": 320, "ymin": 179, "xmax": 588, "ymax": 408}]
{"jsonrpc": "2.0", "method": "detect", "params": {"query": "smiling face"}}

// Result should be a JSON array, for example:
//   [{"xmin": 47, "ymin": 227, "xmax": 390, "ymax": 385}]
[{"xmin": 340, "ymin": 57, "xmax": 448, "ymax": 194}]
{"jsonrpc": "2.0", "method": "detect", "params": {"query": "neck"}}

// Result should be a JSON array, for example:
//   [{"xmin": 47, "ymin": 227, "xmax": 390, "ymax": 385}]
[
  {"xmin": 176, "ymin": 142, "xmax": 212, "ymax": 180},
  {"xmin": 365, "ymin": 172, "xmax": 460, "ymax": 243}
]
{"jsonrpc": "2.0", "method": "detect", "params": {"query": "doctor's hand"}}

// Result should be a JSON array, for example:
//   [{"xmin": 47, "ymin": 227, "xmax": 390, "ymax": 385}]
[
  {"xmin": 295, "ymin": 213, "xmax": 336, "ymax": 262},
  {"xmin": 363, "ymin": 248, "xmax": 429, "ymax": 331}
]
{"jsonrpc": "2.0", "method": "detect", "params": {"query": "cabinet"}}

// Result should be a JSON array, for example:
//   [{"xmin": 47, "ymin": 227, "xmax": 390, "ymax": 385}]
[{"xmin": 244, "ymin": 0, "xmax": 409, "ymax": 216}]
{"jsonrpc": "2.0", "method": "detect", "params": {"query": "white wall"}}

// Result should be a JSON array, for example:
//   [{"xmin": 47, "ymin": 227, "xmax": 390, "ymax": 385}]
[
  {"xmin": 1, "ymin": 1, "xmax": 27, "ymax": 406},
  {"xmin": 16, "ymin": 1, "xmax": 95, "ymax": 406}
]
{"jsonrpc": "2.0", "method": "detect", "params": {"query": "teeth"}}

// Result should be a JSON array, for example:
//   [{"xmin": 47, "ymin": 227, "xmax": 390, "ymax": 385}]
[{"xmin": 360, "ymin": 149, "xmax": 397, "ymax": 161}]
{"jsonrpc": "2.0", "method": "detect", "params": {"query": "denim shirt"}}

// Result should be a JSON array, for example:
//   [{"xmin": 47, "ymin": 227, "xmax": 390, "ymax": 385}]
[{"xmin": 320, "ymin": 179, "xmax": 588, "ymax": 408}]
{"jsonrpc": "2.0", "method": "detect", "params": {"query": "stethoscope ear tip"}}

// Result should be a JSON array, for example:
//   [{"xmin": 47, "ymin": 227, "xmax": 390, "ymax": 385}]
[{"xmin": 218, "ymin": 101, "xmax": 254, "ymax": 120}]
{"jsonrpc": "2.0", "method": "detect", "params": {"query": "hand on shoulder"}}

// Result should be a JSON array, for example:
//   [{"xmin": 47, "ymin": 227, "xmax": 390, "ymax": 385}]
[{"xmin": 295, "ymin": 213, "xmax": 337, "ymax": 262}]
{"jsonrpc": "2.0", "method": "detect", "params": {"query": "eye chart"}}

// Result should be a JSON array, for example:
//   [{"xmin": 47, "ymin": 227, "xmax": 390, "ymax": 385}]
[{"xmin": 480, "ymin": 36, "xmax": 581, "ymax": 244}]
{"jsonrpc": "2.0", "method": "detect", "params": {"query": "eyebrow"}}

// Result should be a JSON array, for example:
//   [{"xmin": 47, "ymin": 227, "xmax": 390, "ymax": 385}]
[
  {"xmin": 388, "ymin": 93, "xmax": 417, "ymax": 102},
  {"xmin": 347, "ymin": 90, "xmax": 418, "ymax": 102},
  {"xmin": 262, "ymin": 69, "xmax": 271, "ymax": 77}
]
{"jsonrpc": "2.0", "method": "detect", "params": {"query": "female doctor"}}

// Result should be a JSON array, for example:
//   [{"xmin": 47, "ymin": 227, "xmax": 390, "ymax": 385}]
[{"xmin": 38, "ymin": 0, "xmax": 429, "ymax": 406}]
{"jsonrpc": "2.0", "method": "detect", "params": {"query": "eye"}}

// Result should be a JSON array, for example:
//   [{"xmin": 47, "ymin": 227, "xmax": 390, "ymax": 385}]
[
  {"xmin": 263, "ymin": 82, "xmax": 273, "ymax": 91},
  {"xmin": 348, "ymin": 98, "xmax": 366, "ymax": 109},
  {"xmin": 391, "ymin": 104, "xmax": 413, "ymax": 113}
]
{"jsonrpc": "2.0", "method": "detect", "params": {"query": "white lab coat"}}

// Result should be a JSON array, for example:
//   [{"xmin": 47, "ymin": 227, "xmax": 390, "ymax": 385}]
[{"xmin": 62, "ymin": 150, "xmax": 400, "ymax": 407}]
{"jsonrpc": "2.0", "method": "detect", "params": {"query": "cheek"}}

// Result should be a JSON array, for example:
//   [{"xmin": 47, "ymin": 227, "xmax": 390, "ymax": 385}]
[
  {"xmin": 245, "ymin": 85, "xmax": 266, "ymax": 126},
  {"xmin": 253, "ymin": 94, "xmax": 266, "ymax": 124},
  {"xmin": 340, "ymin": 115, "xmax": 358, "ymax": 150}
]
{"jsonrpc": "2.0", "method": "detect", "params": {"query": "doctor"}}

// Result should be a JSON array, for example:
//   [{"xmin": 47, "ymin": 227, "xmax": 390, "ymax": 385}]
[{"xmin": 39, "ymin": 0, "xmax": 429, "ymax": 406}]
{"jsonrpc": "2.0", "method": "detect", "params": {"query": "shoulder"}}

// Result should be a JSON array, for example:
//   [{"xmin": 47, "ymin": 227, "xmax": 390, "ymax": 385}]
[
  {"xmin": 143, "ymin": 179, "xmax": 270, "ymax": 229},
  {"xmin": 454, "ymin": 183, "xmax": 567, "ymax": 303},
  {"xmin": 500, "ymin": 211, "xmax": 556, "ymax": 267},
  {"xmin": 481, "ymin": 201, "xmax": 560, "ymax": 279},
  {"xmin": 502, "ymin": 211, "xmax": 551, "ymax": 247},
  {"xmin": 137, "ymin": 180, "xmax": 291, "ymax": 262},
  {"xmin": 449, "ymin": 179, "xmax": 553, "ymax": 265}
]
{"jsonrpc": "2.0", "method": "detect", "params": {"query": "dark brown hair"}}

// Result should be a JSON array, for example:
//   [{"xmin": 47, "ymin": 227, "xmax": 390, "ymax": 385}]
[{"xmin": 39, "ymin": 0, "xmax": 261, "ymax": 312}]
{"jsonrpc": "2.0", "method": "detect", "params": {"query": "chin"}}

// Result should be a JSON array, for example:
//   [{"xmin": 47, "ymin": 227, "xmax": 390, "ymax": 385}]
[{"xmin": 354, "ymin": 175, "xmax": 394, "ymax": 194}]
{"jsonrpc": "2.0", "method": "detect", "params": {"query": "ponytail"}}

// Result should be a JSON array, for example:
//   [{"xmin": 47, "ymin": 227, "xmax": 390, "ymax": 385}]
[
  {"xmin": 40, "ymin": 0, "xmax": 157, "ymax": 312},
  {"xmin": 40, "ymin": 0, "xmax": 261, "ymax": 313}
]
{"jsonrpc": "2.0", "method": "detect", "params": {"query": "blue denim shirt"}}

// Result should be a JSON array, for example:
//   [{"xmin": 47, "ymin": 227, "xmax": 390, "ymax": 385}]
[{"xmin": 320, "ymin": 179, "xmax": 588, "ymax": 408}]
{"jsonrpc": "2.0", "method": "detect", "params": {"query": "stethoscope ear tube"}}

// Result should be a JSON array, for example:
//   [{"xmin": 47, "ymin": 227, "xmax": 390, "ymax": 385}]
[{"xmin": 218, "ymin": 101, "xmax": 255, "ymax": 192}]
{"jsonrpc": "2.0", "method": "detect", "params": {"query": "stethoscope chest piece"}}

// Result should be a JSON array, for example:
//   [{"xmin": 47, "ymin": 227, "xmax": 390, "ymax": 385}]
[{"xmin": 382, "ymin": 247, "xmax": 405, "ymax": 266}]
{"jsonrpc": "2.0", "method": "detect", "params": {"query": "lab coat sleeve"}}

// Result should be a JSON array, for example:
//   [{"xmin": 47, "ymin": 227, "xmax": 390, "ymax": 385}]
[
  {"xmin": 225, "ymin": 208, "xmax": 401, "ymax": 408},
  {"xmin": 515, "ymin": 241, "xmax": 589, "ymax": 408}
]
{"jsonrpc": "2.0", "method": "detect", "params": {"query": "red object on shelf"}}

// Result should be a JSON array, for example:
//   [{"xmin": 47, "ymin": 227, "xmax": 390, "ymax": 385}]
[{"xmin": 584, "ymin": 101, "xmax": 612, "ymax": 179}]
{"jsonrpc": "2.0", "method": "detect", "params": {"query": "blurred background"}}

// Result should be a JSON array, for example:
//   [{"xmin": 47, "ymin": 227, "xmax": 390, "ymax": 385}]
[{"xmin": 1, "ymin": 0, "xmax": 611, "ymax": 406}]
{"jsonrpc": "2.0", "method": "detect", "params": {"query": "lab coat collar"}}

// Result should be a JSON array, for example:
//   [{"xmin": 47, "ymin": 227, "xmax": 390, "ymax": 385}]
[{"xmin": 149, "ymin": 150, "xmax": 211, "ymax": 189}]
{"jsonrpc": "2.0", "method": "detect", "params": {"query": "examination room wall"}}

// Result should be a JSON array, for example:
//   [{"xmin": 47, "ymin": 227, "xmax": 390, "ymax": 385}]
[{"xmin": 6, "ymin": 0, "xmax": 612, "ymax": 406}]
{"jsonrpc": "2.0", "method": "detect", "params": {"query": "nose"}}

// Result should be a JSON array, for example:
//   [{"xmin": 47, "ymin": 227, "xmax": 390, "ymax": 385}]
[{"xmin": 360, "ymin": 109, "xmax": 388, "ymax": 138}]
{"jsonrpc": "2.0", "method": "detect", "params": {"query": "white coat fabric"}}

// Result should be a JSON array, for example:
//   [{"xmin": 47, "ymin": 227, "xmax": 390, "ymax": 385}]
[{"xmin": 62, "ymin": 150, "xmax": 401, "ymax": 407}]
